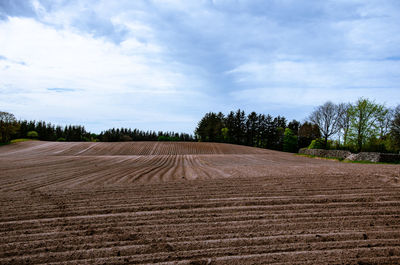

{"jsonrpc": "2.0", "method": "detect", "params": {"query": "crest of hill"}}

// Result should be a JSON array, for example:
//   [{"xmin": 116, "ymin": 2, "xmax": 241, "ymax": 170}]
[{"xmin": 0, "ymin": 141, "xmax": 272, "ymax": 156}]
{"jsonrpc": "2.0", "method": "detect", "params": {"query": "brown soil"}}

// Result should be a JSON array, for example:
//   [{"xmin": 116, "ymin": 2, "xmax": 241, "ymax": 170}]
[{"xmin": 1, "ymin": 141, "xmax": 400, "ymax": 264}]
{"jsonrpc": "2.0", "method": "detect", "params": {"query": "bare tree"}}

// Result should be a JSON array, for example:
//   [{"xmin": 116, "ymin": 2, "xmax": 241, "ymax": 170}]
[
  {"xmin": 391, "ymin": 105, "xmax": 400, "ymax": 151},
  {"xmin": 377, "ymin": 107, "xmax": 394, "ymax": 138},
  {"xmin": 308, "ymin": 101, "xmax": 341, "ymax": 149}
]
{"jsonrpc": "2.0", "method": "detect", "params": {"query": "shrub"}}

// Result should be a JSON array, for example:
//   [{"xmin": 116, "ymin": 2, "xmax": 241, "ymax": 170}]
[
  {"xmin": 57, "ymin": 137, "xmax": 66, "ymax": 142},
  {"xmin": 27, "ymin": 131, "xmax": 39, "ymax": 139},
  {"xmin": 308, "ymin": 138, "xmax": 326, "ymax": 149}
]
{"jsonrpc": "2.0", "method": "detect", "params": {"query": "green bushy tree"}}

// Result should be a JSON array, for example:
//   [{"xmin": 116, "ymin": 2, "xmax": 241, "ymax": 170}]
[
  {"xmin": 283, "ymin": 128, "xmax": 298, "ymax": 153},
  {"xmin": 348, "ymin": 98, "xmax": 387, "ymax": 152}
]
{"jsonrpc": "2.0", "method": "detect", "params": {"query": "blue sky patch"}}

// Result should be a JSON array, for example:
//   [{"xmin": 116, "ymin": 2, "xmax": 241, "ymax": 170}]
[{"xmin": 47, "ymin": 88, "xmax": 77, "ymax": 92}]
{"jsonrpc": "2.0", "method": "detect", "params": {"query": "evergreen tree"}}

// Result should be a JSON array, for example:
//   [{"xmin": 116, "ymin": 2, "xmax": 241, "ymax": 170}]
[
  {"xmin": 288, "ymin": 120, "xmax": 300, "ymax": 135},
  {"xmin": 246, "ymin": 111, "xmax": 258, "ymax": 146}
]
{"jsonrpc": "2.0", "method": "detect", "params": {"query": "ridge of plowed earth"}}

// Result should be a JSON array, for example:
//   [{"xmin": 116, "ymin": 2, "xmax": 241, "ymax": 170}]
[{"xmin": 0, "ymin": 141, "xmax": 400, "ymax": 264}]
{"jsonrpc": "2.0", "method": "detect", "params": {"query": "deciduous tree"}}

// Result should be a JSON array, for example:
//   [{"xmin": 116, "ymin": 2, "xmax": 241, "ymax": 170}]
[
  {"xmin": 308, "ymin": 101, "xmax": 341, "ymax": 149},
  {"xmin": 283, "ymin": 128, "xmax": 298, "ymax": 153},
  {"xmin": 298, "ymin": 122, "xmax": 321, "ymax": 148},
  {"xmin": 348, "ymin": 98, "xmax": 387, "ymax": 152},
  {"xmin": 390, "ymin": 105, "xmax": 400, "ymax": 152},
  {"xmin": 0, "ymin": 111, "xmax": 19, "ymax": 143}
]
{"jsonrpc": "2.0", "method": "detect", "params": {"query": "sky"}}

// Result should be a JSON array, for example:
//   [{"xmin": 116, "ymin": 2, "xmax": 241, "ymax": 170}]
[{"xmin": 1, "ymin": 0, "xmax": 400, "ymax": 134}]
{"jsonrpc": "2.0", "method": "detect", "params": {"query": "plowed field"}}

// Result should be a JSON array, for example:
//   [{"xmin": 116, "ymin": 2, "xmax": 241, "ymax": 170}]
[{"xmin": 1, "ymin": 141, "xmax": 400, "ymax": 264}]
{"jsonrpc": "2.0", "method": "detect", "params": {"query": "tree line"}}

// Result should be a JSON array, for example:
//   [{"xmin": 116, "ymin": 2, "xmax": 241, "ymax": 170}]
[
  {"xmin": 0, "ymin": 115, "xmax": 195, "ymax": 143},
  {"xmin": 194, "ymin": 110, "xmax": 319, "ymax": 152},
  {"xmin": 15, "ymin": 120, "xmax": 93, "ymax": 142},
  {"xmin": 1, "ymin": 97, "xmax": 400, "ymax": 153},
  {"xmin": 195, "ymin": 98, "xmax": 400, "ymax": 153},
  {"xmin": 308, "ymin": 98, "xmax": 399, "ymax": 153},
  {"xmin": 99, "ymin": 128, "xmax": 194, "ymax": 142}
]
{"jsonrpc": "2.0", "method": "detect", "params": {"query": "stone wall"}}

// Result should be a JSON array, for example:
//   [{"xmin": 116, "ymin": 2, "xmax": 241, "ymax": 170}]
[
  {"xmin": 298, "ymin": 149, "xmax": 400, "ymax": 163},
  {"xmin": 298, "ymin": 148, "xmax": 351, "ymax": 160},
  {"xmin": 344, "ymin": 152, "xmax": 380, "ymax": 163},
  {"xmin": 345, "ymin": 152, "xmax": 400, "ymax": 163}
]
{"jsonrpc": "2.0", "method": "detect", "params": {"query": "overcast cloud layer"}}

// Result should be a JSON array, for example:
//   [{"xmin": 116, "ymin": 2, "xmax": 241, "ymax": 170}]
[{"xmin": 1, "ymin": 0, "xmax": 400, "ymax": 133}]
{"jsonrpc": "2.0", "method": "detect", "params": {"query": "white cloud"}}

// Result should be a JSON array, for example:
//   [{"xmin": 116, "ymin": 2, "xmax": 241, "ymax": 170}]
[
  {"xmin": 228, "ymin": 59, "xmax": 400, "ymax": 86},
  {"xmin": 0, "ymin": 17, "xmax": 177, "ymax": 91},
  {"xmin": 227, "ymin": 58, "xmax": 400, "ymax": 109},
  {"xmin": 231, "ymin": 86, "xmax": 400, "ymax": 108},
  {"xmin": 0, "ymin": 16, "xmax": 207, "ymax": 132}
]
